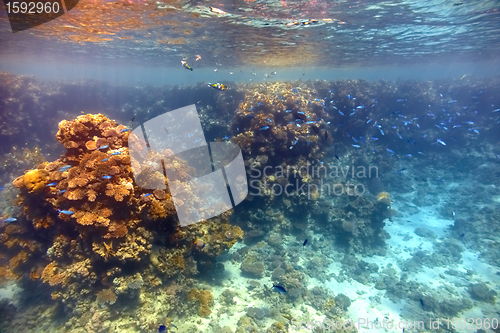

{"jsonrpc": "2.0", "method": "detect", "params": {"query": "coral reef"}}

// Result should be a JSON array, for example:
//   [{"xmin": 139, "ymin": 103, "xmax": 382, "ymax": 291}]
[{"xmin": 0, "ymin": 113, "xmax": 242, "ymax": 311}]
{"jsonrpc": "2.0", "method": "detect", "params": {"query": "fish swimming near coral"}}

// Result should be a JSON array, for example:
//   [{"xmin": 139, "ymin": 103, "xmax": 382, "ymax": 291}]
[
  {"xmin": 3, "ymin": 217, "xmax": 17, "ymax": 223},
  {"xmin": 303, "ymin": 239, "xmax": 308, "ymax": 246},
  {"xmin": 208, "ymin": 83, "xmax": 226, "ymax": 91},
  {"xmin": 57, "ymin": 209, "xmax": 74, "ymax": 215},
  {"xmin": 102, "ymin": 175, "xmax": 112, "ymax": 179},
  {"xmin": 110, "ymin": 151, "xmax": 121, "ymax": 156},
  {"xmin": 181, "ymin": 60, "xmax": 193, "ymax": 71},
  {"xmin": 158, "ymin": 325, "xmax": 167, "ymax": 333},
  {"xmin": 46, "ymin": 182, "xmax": 58, "ymax": 187},
  {"xmin": 272, "ymin": 284, "xmax": 286, "ymax": 293},
  {"xmin": 59, "ymin": 165, "xmax": 71, "ymax": 172},
  {"xmin": 98, "ymin": 145, "xmax": 109, "ymax": 150}
]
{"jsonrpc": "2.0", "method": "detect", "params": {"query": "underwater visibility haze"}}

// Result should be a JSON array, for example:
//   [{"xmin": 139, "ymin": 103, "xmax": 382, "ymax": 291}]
[{"xmin": 0, "ymin": 0, "xmax": 500, "ymax": 332}]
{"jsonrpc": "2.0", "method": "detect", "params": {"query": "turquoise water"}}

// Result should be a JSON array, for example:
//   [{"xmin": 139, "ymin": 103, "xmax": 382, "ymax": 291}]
[{"xmin": 0, "ymin": 1, "xmax": 500, "ymax": 332}]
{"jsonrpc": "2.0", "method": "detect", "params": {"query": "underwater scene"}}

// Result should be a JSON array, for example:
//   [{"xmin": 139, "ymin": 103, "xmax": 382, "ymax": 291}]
[{"xmin": 1, "ymin": 0, "xmax": 500, "ymax": 332}]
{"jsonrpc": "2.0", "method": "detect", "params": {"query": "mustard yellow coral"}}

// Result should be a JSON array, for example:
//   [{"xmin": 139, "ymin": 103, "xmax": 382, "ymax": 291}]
[{"xmin": 22, "ymin": 169, "xmax": 49, "ymax": 193}]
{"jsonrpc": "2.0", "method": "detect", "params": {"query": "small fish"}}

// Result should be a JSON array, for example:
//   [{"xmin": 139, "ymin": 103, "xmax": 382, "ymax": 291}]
[
  {"xmin": 303, "ymin": 239, "xmax": 308, "ymax": 246},
  {"xmin": 493, "ymin": 109, "xmax": 500, "ymax": 113},
  {"xmin": 3, "ymin": 217, "xmax": 17, "ymax": 223},
  {"xmin": 143, "ymin": 193, "xmax": 152, "ymax": 197},
  {"xmin": 271, "ymin": 71, "xmax": 277, "ymax": 75},
  {"xmin": 378, "ymin": 128, "xmax": 385, "ymax": 135},
  {"xmin": 437, "ymin": 139, "xmax": 446, "ymax": 146},
  {"xmin": 158, "ymin": 325, "xmax": 167, "ymax": 333},
  {"xmin": 398, "ymin": 168, "xmax": 406, "ymax": 175},
  {"xmin": 181, "ymin": 60, "xmax": 193, "ymax": 71},
  {"xmin": 46, "ymin": 182, "xmax": 58, "ymax": 187},
  {"xmin": 101, "ymin": 158, "xmax": 109, "ymax": 162},
  {"xmin": 352, "ymin": 144, "xmax": 361, "ymax": 148},
  {"xmin": 459, "ymin": 233, "xmax": 465, "ymax": 238},
  {"xmin": 102, "ymin": 175, "xmax": 112, "ymax": 179},
  {"xmin": 208, "ymin": 83, "xmax": 226, "ymax": 91},
  {"xmin": 371, "ymin": 137, "xmax": 378, "ymax": 140},
  {"xmin": 58, "ymin": 190, "xmax": 67, "ymax": 194},
  {"xmin": 452, "ymin": 211, "xmax": 456, "ymax": 219},
  {"xmin": 387, "ymin": 148, "xmax": 394, "ymax": 153},
  {"xmin": 110, "ymin": 151, "xmax": 121, "ymax": 156},
  {"xmin": 260, "ymin": 126, "xmax": 270, "ymax": 131},
  {"xmin": 396, "ymin": 132, "xmax": 403, "ymax": 139},
  {"xmin": 397, "ymin": 98, "xmax": 405, "ymax": 102},
  {"xmin": 419, "ymin": 299, "xmax": 425, "ymax": 308},
  {"xmin": 335, "ymin": 154, "xmax": 340, "ymax": 160},
  {"xmin": 120, "ymin": 128, "xmax": 129, "ymax": 133},
  {"xmin": 57, "ymin": 209, "xmax": 74, "ymax": 215},
  {"xmin": 59, "ymin": 165, "xmax": 71, "ymax": 172},
  {"xmin": 272, "ymin": 284, "xmax": 286, "ymax": 293},
  {"xmin": 98, "ymin": 145, "xmax": 109, "ymax": 150}
]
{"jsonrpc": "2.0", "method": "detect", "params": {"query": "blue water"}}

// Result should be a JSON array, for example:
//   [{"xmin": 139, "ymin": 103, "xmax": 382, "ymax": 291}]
[{"xmin": 0, "ymin": 0, "xmax": 499, "ymax": 332}]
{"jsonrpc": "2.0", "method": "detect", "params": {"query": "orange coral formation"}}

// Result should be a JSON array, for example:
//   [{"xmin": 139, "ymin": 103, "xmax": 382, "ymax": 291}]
[{"xmin": 4, "ymin": 113, "xmax": 239, "ymax": 307}]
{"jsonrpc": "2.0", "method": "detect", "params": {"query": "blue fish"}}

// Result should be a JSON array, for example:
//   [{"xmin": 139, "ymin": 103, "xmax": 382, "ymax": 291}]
[
  {"xmin": 46, "ymin": 182, "xmax": 58, "ymax": 187},
  {"xmin": 58, "ymin": 190, "xmax": 67, "ymax": 194},
  {"xmin": 378, "ymin": 128, "xmax": 385, "ymax": 135},
  {"xmin": 303, "ymin": 239, "xmax": 308, "ymax": 246},
  {"xmin": 335, "ymin": 154, "xmax": 340, "ymax": 160},
  {"xmin": 366, "ymin": 119, "xmax": 371, "ymax": 124},
  {"xmin": 120, "ymin": 128, "xmax": 130, "ymax": 133},
  {"xmin": 143, "ymin": 193, "xmax": 152, "ymax": 197},
  {"xmin": 59, "ymin": 165, "xmax": 71, "ymax": 172},
  {"xmin": 159, "ymin": 325, "xmax": 167, "ymax": 333},
  {"xmin": 98, "ymin": 145, "xmax": 109, "ymax": 150},
  {"xmin": 57, "ymin": 209, "xmax": 74, "ymax": 215},
  {"xmin": 356, "ymin": 105, "xmax": 365, "ymax": 109},
  {"xmin": 397, "ymin": 98, "xmax": 405, "ymax": 102},
  {"xmin": 398, "ymin": 168, "xmax": 406, "ymax": 175},
  {"xmin": 101, "ymin": 158, "xmax": 109, "ymax": 162},
  {"xmin": 110, "ymin": 151, "xmax": 121, "ymax": 156},
  {"xmin": 4, "ymin": 217, "xmax": 17, "ymax": 223},
  {"xmin": 352, "ymin": 144, "xmax": 361, "ymax": 148},
  {"xmin": 292, "ymin": 140, "xmax": 298, "ymax": 145},
  {"xmin": 371, "ymin": 137, "xmax": 379, "ymax": 140},
  {"xmin": 305, "ymin": 121, "xmax": 315, "ymax": 124},
  {"xmin": 396, "ymin": 132, "xmax": 403, "ymax": 139},
  {"xmin": 272, "ymin": 284, "xmax": 286, "ymax": 293},
  {"xmin": 102, "ymin": 175, "xmax": 112, "ymax": 179},
  {"xmin": 260, "ymin": 126, "xmax": 270, "ymax": 131},
  {"xmin": 437, "ymin": 139, "xmax": 446, "ymax": 146},
  {"xmin": 338, "ymin": 110, "xmax": 344, "ymax": 116}
]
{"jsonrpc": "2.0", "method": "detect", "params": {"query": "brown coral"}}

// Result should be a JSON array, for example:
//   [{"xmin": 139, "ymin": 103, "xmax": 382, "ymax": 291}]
[
  {"xmin": 96, "ymin": 288, "xmax": 117, "ymax": 304},
  {"xmin": 188, "ymin": 288, "xmax": 213, "ymax": 317}
]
